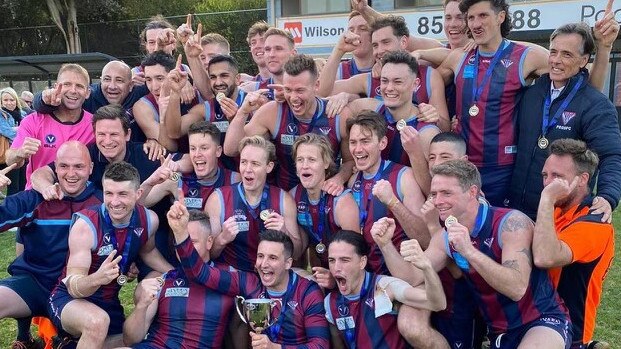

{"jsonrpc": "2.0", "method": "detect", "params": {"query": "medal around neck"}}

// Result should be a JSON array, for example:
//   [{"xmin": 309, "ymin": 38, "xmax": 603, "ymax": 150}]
[
  {"xmin": 396, "ymin": 119, "xmax": 407, "ymax": 132},
  {"xmin": 117, "ymin": 274, "xmax": 128, "ymax": 286},
  {"xmin": 445, "ymin": 215, "xmax": 458, "ymax": 227},
  {"xmin": 260, "ymin": 209, "xmax": 272, "ymax": 221},
  {"xmin": 538, "ymin": 136, "xmax": 549, "ymax": 149},
  {"xmin": 316, "ymin": 242, "xmax": 326, "ymax": 254},
  {"xmin": 468, "ymin": 104, "xmax": 479, "ymax": 117}
]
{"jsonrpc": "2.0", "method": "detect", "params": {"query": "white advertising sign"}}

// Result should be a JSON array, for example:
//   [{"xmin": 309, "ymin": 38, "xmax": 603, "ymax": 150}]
[{"xmin": 278, "ymin": 0, "xmax": 619, "ymax": 48}]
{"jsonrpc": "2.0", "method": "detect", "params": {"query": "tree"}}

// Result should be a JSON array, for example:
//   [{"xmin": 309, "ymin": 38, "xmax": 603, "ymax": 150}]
[{"xmin": 46, "ymin": 0, "xmax": 81, "ymax": 53}]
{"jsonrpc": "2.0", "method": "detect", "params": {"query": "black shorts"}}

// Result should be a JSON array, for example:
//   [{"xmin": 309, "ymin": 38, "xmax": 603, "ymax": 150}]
[{"xmin": 0, "ymin": 273, "xmax": 50, "ymax": 316}]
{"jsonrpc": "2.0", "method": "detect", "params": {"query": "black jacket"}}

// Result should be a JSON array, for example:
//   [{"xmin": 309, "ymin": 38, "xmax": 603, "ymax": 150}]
[{"xmin": 508, "ymin": 69, "xmax": 621, "ymax": 218}]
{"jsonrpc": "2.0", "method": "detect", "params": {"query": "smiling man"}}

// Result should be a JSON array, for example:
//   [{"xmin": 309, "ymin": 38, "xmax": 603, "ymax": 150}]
[
  {"xmin": 510, "ymin": 23, "xmax": 621, "ymax": 221},
  {"xmin": 7, "ymin": 64, "xmax": 95, "ymax": 188},
  {"xmin": 0, "ymin": 142, "xmax": 102, "ymax": 349}
]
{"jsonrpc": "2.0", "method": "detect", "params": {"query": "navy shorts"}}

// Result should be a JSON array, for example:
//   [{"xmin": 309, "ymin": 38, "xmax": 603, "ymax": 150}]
[
  {"xmin": 48, "ymin": 282, "xmax": 125, "ymax": 338},
  {"xmin": 0, "ymin": 273, "xmax": 50, "ymax": 316},
  {"xmin": 479, "ymin": 165, "xmax": 512, "ymax": 207},
  {"xmin": 432, "ymin": 313, "xmax": 476, "ymax": 349},
  {"xmin": 489, "ymin": 314, "xmax": 572, "ymax": 349}
]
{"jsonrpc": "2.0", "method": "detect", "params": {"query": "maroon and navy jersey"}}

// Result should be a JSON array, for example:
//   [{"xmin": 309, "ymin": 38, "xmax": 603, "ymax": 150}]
[
  {"xmin": 271, "ymin": 98, "xmax": 342, "ymax": 190},
  {"xmin": 247, "ymin": 77, "xmax": 276, "ymax": 101},
  {"xmin": 175, "ymin": 238, "xmax": 331, "ymax": 348},
  {"xmin": 454, "ymin": 42, "xmax": 529, "ymax": 168},
  {"xmin": 203, "ymin": 91, "xmax": 247, "ymax": 171},
  {"xmin": 214, "ymin": 183, "xmax": 285, "ymax": 272},
  {"xmin": 325, "ymin": 272, "xmax": 409, "ymax": 349},
  {"xmin": 375, "ymin": 102, "xmax": 439, "ymax": 166},
  {"xmin": 337, "ymin": 59, "xmax": 372, "ymax": 80},
  {"xmin": 443, "ymin": 202, "xmax": 569, "ymax": 334},
  {"xmin": 351, "ymin": 160, "xmax": 408, "ymax": 274},
  {"xmin": 136, "ymin": 267, "xmax": 234, "ymax": 349},
  {"xmin": 291, "ymin": 186, "xmax": 346, "ymax": 268},
  {"xmin": 181, "ymin": 167, "xmax": 238, "ymax": 210},
  {"xmin": 57, "ymin": 204, "xmax": 152, "ymax": 304},
  {"xmin": 366, "ymin": 66, "xmax": 432, "ymax": 104}
]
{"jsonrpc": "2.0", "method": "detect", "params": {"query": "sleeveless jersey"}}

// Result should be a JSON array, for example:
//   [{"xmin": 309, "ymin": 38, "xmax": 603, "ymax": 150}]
[
  {"xmin": 375, "ymin": 102, "xmax": 439, "ymax": 166},
  {"xmin": 215, "ymin": 183, "xmax": 285, "ymax": 272},
  {"xmin": 351, "ymin": 160, "xmax": 408, "ymax": 274},
  {"xmin": 203, "ymin": 90, "xmax": 247, "ymax": 171},
  {"xmin": 139, "ymin": 267, "xmax": 233, "ymax": 348},
  {"xmin": 326, "ymin": 272, "xmax": 409, "ymax": 349},
  {"xmin": 181, "ymin": 167, "xmax": 238, "ymax": 210},
  {"xmin": 64, "ymin": 204, "xmax": 151, "ymax": 305},
  {"xmin": 291, "ymin": 185, "xmax": 344, "ymax": 267},
  {"xmin": 444, "ymin": 202, "xmax": 568, "ymax": 334},
  {"xmin": 337, "ymin": 59, "xmax": 372, "ymax": 80},
  {"xmin": 366, "ymin": 65, "xmax": 432, "ymax": 104},
  {"xmin": 272, "ymin": 98, "xmax": 341, "ymax": 190},
  {"xmin": 454, "ymin": 42, "xmax": 529, "ymax": 167}
]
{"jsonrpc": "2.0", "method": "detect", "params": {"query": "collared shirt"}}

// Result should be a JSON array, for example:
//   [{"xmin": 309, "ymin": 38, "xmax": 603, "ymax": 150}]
[{"xmin": 550, "ymin": 82, "xmax": 566, "ymax": 102}]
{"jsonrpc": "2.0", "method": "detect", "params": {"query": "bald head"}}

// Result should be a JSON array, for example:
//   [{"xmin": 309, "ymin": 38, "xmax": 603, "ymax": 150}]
[
  {"xmin": 101, "ymin": 61, "xmax": 132, "ymax": 105},
  {"xmin": 55, "ymin": 141, "xmax": 93, "ymax": 197}
]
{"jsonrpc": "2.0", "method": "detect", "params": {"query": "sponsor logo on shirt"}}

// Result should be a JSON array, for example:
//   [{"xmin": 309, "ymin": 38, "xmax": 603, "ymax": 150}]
[{"xmin": 165, "ymin": 287, "xmax": 190, "ymax": 297}]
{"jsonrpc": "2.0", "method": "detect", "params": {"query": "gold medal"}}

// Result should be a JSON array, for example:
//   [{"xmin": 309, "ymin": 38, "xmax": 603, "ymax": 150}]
[
  {"xmin": 260, "ymin": 209, "xmax": 272, "ymax": 221},
  {"xmin": 538, "ymin": 136, "xmax": 549, "ymax": 149},
  {"xmin": 445, "ymin": 215, "xmax": 458, "ymax": 227},
  {"xmin": 170, "ymin": 172, "xmax": 181, "ymax": 181},
  {"xmin": 396, "ymin": 119, "xmax": 407, "ymax": 132},
  {"xmin": 468, "ymin": 104, "xmax": 479, "ymax": 117},
  {"xmin": 216, "ymin": 92, "xmax": 226, "ymax": 102},
  {"xmin": 316, "ymin": 242, "xmax": 326, "ymax": 254},
  {"xmin": 117, "ymin": 274, "xmax": 128, "ymax": 286}
]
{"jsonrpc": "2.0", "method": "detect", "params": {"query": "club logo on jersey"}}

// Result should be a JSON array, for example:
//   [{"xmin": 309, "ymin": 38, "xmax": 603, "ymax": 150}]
[
  {"xmin": 483, "ymin": 237, "xmax": 494, "ymax": 248},
  {"xmin": 103, "ymin": 234, "xmax": 111, "ymax": 244},
  {"xmin": 284, "ymin": 22, "xmax": 303, "ymax": 44},
  {"xmin": 297, "ymin": 201, "xmax": 308, "ymax": 213},
  {"xmin": 189, "ymin": 188, "xmax": 199, "ymax": 197},
  {"xmin": 134, "ymin": 228, "xmax": 143, "ymax": 237},
  {"xmin": 467, "ymin": 55, "xmax": 476, "ymax": 65},
  {"xmin": 45, "ymin": 134, "xmax": 56, "ymax": 144},
  {"xmin": 215, "ymin": 111, "xmax": 225, "ymax": 120},
  {"xmin": 352, "ymin": 180, "xmax": 362, "ymax": 192},
  {"xmin": 324, "ymin": 206, "xmax": 331, "ymax": 214},
  {"xmin": 234, "ymin": 209, "xmax": 247, "ymax": 221},
  {"xmin": 500, "ymin": 59, "xmax": 514, "ymax": 68},
  {"xmin": 561, "ymin": 111, "xmax": 576, "ymax": 125},
  {"xmin": 318, "ymin": 127, "xmax": 332, "ymax": 135},
  {"xmin": 365, "ymin": 297, "xmax": 374, "ymax": 308},
  {"xmin": 337, "ymin": 304, "xmax": 350, "ymax": 316},
  {"xmin": 375, "ymin": 86, "xmax": 381, "ymax": 97},
  {"xmin": 286, "ymin": 123, "xmax": 298, "ymax": 134},
  {"xmin": 174, "ymin": 278, "xmax": 186, "ymax": 287},
  {"xmin": 287, "ymin": 301, "xmax": 299, "ymax": 310}
]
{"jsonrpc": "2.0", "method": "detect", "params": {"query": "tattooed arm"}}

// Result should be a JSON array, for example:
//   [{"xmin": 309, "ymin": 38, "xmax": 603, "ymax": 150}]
[{"xmin": 462, "ymin": 211, "xmax": 534, "ymax": 301}]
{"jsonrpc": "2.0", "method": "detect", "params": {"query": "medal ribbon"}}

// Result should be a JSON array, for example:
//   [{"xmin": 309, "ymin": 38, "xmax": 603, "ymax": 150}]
[
  {"xmin": 445, "ymin": 202, "xmax": 488, "ymax": 270},
  {"xmin": 337, "ymin": 271, "xmax": 371, "ymax": 349},
  {"xmin": 471, "ymin": 40, "xmax": 512, "ymax": 107},
  {"xmin": 101, "ymin": 204, "xmax": 139, "ymax": 277},
  {"xmin": 541, "ymin": 74, "xmax": 584, "ymax": 137},
  {"xmin": 355, "ymin": 160, "xmax": 385, "ymax": 231},
  {"xmin": 237, "ymin": 182, "xmax": 270, "ymax": 221},
  {"xmin": 267, "ymin": 271, "xmax": 297, "ymax": 341},
  {"xmin": 302, "ymin": 190, "xmax": 327, "ymax": 245}
]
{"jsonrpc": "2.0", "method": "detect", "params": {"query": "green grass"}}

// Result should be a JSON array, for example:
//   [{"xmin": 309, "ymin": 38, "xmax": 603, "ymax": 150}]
[{"xmin": 0, "ymin": 212, "xmax": 620, "ymax": 346}]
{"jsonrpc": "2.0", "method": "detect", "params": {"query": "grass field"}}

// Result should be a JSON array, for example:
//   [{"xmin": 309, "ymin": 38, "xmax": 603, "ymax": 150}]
[{"xmin": 0, "ymin": 213, "xmax": 620, "ymax": 346}]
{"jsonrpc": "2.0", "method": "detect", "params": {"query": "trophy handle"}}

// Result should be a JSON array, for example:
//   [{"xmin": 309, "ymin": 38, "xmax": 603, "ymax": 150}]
[
  {"xmin": 266, "ymin": 298, "xmax": 283, "ymax": 327},
  {"xmin": 235, "ymin": 296, "xmax": 248, "ymax": 324}
]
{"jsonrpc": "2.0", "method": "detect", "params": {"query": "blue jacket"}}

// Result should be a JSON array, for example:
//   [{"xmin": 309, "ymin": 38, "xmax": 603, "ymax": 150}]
[
  {"xmin": 0, "ymin": 109, "xmax": 17, "ymax": 140},
  {"xmin": 509, "ymin": 69, "xmax": 621, "ymax": 218},
  {"xmin": 0, "ymin": 183, "xmax": 103, "ymax": 290}
]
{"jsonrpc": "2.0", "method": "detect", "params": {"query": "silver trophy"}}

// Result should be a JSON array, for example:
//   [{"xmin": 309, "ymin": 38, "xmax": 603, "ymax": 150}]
[{"xmin": 235, "ymin": 296, "xmax": 282, "ymax": 334}]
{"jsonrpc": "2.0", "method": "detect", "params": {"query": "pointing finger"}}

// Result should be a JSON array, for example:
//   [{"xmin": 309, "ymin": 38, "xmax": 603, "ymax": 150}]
[
  {"xmin": 196, "ymin": 22, "xmax": 202, "ymax": 39},
  {"xmin": 186, "ymin": 13, "xmax": 192, "ymax": 27},
  {"xmin": 0, "ymin": 163, "xmax": 17, "ymax": 175},
  {"xmin": 606, "ymin": 0, "xmax": 613, "ymax": 13}
]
